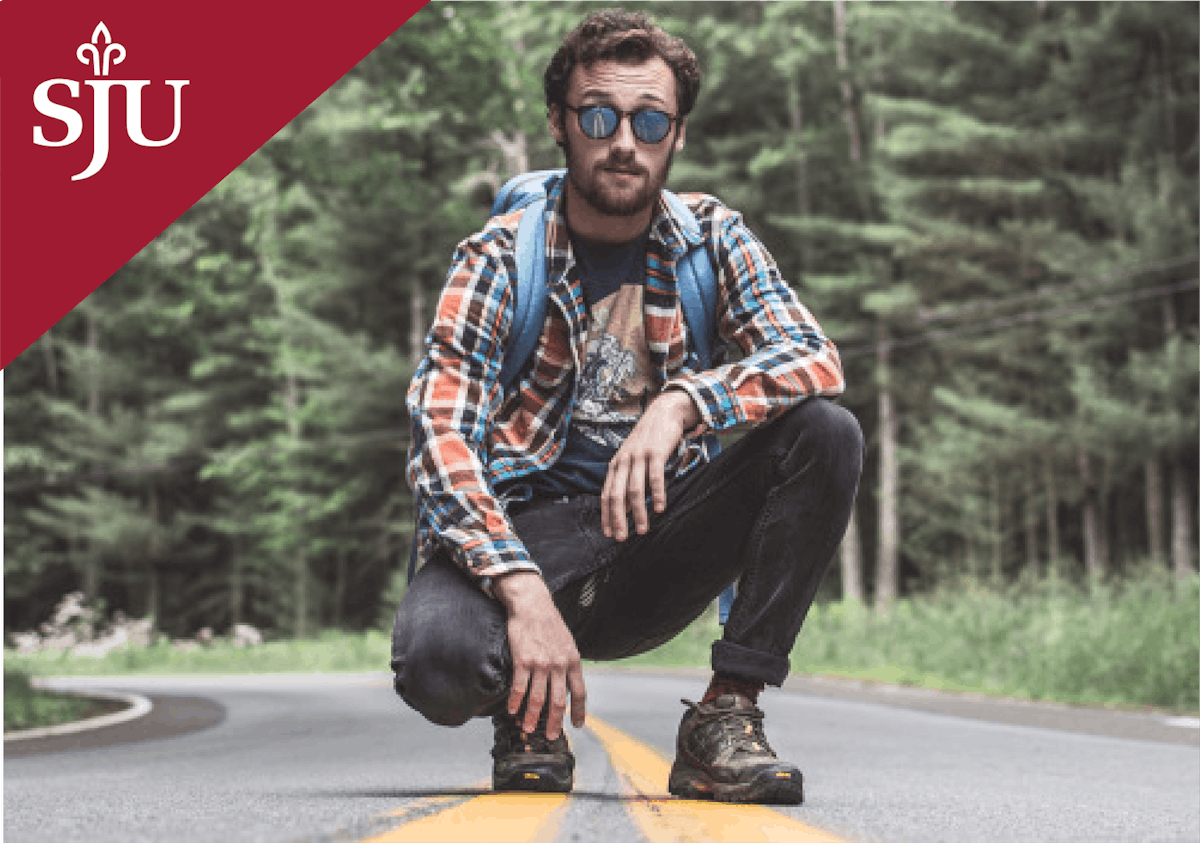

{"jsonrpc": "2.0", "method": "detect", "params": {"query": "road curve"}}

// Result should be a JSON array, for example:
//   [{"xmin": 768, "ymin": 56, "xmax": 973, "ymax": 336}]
[{"xmin": 4, "ymin": 671, "xmax": 1197, "ymax": 843}]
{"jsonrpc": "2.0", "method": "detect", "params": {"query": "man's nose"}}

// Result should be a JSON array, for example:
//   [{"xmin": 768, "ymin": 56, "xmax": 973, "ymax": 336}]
[{"xmin": 609, "ymin": 114, "xmax": 638, "ymax": 155}]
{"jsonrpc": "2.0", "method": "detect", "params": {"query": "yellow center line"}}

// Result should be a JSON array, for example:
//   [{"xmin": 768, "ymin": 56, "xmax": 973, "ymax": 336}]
[
  {"xmin": 362, "ymin": 779, "xmax": 569, "ymax": 843},
  {"xmin": 380, "ymin": 794, "xmax": 466, "ymax": 820},
  {"xmin": 587, "ymin": 715, "xmax": 850, "ymax": 843}
]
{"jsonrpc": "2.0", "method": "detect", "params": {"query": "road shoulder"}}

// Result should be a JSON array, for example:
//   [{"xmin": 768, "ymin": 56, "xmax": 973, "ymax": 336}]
[
  {"xmin": 585, "ymin": 665, "xmax": 1200, "ymax": 746},
  {"xmin": 4, "ymin": 694, "xmax": 224, "ymax": 758}
]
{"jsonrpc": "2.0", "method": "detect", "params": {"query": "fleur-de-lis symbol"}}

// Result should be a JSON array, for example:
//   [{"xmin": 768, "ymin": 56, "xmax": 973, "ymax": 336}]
[{"xmin": 76, "ymin": 22, "xmax": 125, "ymax": 77}]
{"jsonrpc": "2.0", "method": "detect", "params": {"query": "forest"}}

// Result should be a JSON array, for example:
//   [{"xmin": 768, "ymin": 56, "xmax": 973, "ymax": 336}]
[{"xmin": 4, "ymin": 1, "xmax": 1197, "ymax": 640}]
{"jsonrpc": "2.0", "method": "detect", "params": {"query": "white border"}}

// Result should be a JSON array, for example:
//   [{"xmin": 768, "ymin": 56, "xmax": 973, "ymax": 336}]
[{"xmin": 4, "ymin": 683, "xmax": 152, "ymax": 741}]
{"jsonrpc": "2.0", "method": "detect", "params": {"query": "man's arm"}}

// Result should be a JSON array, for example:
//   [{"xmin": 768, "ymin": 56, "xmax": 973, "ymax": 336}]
[
  {"xmin": 407, "ymin": 220, "xmax": 584, "ymax": 739},
  {"xmin": 406, "ymin": 229, "xmax": 540, "ymax": 587},
  {"xmin": 602, "ymin": 198, "xmax": 843, "ymax": 542},
  {"xmin": 665, "ymin": 199, "xmax": 845, "ymax": 434}
]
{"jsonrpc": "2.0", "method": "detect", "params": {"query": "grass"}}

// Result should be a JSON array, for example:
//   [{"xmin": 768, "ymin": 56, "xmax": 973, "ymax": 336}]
[
  {"xmin": 6, "ymin": 567, "xmax": 1197, "ymax": 714},
  {"xmin": 3, "ymin": 667, "xmax": 124, "ymax": 733},
  {"xmin": 7, "ymin": 629, "xmax": 394, "ymax": 678},
  {"xmin": 789, "ymin": 567, "xmax": 1200, "ymax": 712}
]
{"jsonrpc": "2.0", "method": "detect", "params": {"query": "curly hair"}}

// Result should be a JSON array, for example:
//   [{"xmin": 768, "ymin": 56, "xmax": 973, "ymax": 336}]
[{"xmin": 544, "ymin": 9, "xmax": 702, "ymax": 118}]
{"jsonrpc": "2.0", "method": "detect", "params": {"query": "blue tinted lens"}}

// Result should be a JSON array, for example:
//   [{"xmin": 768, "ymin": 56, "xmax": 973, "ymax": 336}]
[
  {"xmin": 632, "ymin": 110, "xmax": 672, "ymax": 143},
  {"xmin": 580, "ymin": 106, "xmax": 619, "ymax": 139}
]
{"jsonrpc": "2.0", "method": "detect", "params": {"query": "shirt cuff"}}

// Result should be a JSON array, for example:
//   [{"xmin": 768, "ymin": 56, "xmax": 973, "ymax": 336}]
[{"xmin": 665, "ymin": 371, "xmax": 744, "ymax": 432}]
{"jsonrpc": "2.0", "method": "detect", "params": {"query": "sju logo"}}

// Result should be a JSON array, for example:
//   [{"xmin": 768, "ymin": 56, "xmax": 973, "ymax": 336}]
[{"xmin": 33, "ymin": 22, "xmax": 189, "ymax": 181}]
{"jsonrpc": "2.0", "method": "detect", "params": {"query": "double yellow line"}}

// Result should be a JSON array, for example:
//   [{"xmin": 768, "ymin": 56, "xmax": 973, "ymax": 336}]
[{"xmin": 364, "ymin": 718, "xmax": 846, "ymax": 843}]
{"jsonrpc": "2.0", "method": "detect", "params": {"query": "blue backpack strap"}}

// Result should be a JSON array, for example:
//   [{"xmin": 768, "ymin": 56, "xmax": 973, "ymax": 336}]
[
  {"xmin": 719, "ymin": 583, "xmax": 736, "ymax": 624},
  {"xmin": 662, "ymin": 190, "xmax": 718, "ymax": 370},
  {"xmin": 492, "ymin": 169, "xmax": 564, "ymax": 217},
  {"xmin": 498, "ymin": 196, "xmax": 549, "ymax": 392},
  {"xmin": 663, "ymin": 190, "xmax": 735, "ymax": 622}
]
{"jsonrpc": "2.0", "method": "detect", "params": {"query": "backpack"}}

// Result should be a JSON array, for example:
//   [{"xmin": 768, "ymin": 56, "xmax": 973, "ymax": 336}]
[{"xmin": 413, "ymin": 169, "xmax": 737, "ymax": 622}]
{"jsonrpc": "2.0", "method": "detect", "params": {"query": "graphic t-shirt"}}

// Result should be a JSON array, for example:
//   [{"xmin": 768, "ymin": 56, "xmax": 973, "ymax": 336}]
[{"xmin": 519, "ymin": 227, "xmax": 657, "ymax": 498}]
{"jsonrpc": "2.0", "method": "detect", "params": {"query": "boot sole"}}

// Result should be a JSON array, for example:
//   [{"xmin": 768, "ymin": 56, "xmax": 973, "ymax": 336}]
[
  {"xmin": 493, "ymin": 756, "xmax": 575, "ymax": 794},
  {"xmin": 668, "ymin": 760, "xmax": 804, "ymax": 805}
]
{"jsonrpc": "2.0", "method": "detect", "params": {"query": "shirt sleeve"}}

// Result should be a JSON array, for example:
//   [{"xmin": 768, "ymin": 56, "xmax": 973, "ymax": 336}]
[
  {"xmin": 406, "ymin": 225, "xmax": 542, "ymax": 593},
  {"xmin": 665, "ymin": 200, "xmax": 845, "ymax": 431}
]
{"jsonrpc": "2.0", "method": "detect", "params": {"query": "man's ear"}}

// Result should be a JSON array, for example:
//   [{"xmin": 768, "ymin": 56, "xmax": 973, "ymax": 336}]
[
  {"xmin": 674, "ymin": 119, "xmax": 687, "ymax": 153},
  {"xmin": 548, "ymin": 105, "xmax": 565, "ymax": 145}
]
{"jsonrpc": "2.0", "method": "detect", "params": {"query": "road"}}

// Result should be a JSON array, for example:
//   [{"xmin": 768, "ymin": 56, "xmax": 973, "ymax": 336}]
[{"xmin": 4, "ymin": 671, "xmax": 1198, "ymax": 843}]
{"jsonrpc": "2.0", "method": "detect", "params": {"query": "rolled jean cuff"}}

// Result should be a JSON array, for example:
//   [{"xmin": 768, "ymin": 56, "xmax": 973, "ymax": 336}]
[{"xmin": 711, "ymin": 640, "xmax": 791, "ymax": 687}]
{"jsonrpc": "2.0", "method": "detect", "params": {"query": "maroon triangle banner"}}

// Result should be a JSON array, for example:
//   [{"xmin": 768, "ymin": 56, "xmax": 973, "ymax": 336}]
[{"xmin": 0, "ymin": 0, "xmax": 429, "ymax": 369}]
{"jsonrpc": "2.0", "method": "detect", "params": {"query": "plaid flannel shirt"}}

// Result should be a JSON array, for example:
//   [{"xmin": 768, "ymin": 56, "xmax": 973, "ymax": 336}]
[{"xmin": 406, "ymin": 174, "xmax": 844, "ymax": 594}]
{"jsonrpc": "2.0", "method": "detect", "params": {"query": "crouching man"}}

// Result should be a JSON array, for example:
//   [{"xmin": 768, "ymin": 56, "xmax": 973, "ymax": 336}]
[{"xmin": 392, "ymin": 8, "xmax": 863, "ymax": 805}]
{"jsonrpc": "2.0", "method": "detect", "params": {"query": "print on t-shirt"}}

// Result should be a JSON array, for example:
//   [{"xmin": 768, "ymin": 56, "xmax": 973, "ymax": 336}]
[{"xmin": 574, "ymin": 283, "xmax": 657, "ymax": 449}]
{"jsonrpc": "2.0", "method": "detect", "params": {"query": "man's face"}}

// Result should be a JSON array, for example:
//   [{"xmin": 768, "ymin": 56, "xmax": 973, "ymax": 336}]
[{"xmin": 549, "ymin": 57, "xmax": 687, "ymax": 220}]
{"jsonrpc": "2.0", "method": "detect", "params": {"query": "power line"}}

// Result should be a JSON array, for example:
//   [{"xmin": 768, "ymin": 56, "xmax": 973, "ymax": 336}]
[
  {"xmin": 840, "ymin": 277, "xmax": 1198, "ymax": 359},
  {"xmin": 909, "ymin": 252, "xmax": 1199, "ymax": 325}
]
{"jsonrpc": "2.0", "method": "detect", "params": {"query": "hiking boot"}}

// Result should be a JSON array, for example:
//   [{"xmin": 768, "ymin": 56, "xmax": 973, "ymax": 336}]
[
  {"xmin": 668, "ymin": 694, "xmax": 804, "ymax": 804},
  {"xmin": 491, "ymin": 708, "xmax": 575, "ymax": 793}
]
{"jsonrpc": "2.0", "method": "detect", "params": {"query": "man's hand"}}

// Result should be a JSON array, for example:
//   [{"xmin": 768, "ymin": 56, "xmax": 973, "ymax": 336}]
[
  {"xmin": 492, "ymin": 571, "xmax": 586, "ymax": 740},
  {"xmin": 602, "ymin": 389, "xmax": 702, "ymax": 541}
]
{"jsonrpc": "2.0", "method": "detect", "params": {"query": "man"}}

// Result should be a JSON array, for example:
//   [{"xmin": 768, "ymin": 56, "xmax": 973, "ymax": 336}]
[{"xmin": 392, "ymin": 9, "xmax": 862, "ymax": 805}]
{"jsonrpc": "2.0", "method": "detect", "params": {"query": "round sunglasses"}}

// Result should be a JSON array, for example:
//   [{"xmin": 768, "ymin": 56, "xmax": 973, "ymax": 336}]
[{"xmin": 563, "ymin": 103, "xmax": 680, "ymax": 145}]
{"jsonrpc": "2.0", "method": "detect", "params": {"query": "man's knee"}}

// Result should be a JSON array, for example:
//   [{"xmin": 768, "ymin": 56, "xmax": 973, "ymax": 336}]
[
  {"xmin": 390, "ymin": 557, "xmax": 511, "ymax": 726},
  {"xmin": 777, "ymin": 398, "xmax": 864, "ymax": 482}
]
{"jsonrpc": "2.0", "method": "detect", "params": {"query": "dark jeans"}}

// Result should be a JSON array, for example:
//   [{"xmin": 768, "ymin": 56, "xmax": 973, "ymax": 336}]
[{"xmin": 391, "ymin": 398, "xmax": 864, "ymax": 726}]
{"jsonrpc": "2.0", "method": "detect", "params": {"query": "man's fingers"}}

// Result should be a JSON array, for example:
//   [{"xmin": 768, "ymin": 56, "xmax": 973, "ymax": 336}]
[
  {"xmin": 522, "ymin": 669, "xmax": 547, "ymax": 733},
  {"xmin": 568, "ymin": 665, "xmax": 587, "ymax": 728},
  {"xmin": 628, "ymin": 456, "xmax": 649, "ymax": 534},
  {"xmin": 508, "ymin": 664, "xmax": 530, "ymax": 716},
  {"xmin": 648, "ymin": 451, "xmax": 668, "ymax": 513},
  {"xmin": 604, "ymin": 458, "xmax": 630, "ymax": 540},
  {"xmin": 601, "ymin": 464, "xmax": 614, "ymax": 536},
  {"xmin": 545, "ymin": 670, "xmax": 569, "ymax": 740}
]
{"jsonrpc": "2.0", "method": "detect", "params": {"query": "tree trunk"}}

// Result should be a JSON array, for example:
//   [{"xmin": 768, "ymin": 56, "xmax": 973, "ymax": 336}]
[
  {"xmin": 266, "ymin": 203, "xmax": 310, "ymax": 640},
  {"xmin": 840, "ymin": 503, "xmax": 865, "ymax": 604},
  {"xmin": 1145, "ymin": 459, "xmax": 1165, "ymax": 565},
  {"xmin": 146, "ymin": 565, "xmax": 159, "ymax": 632},
  {"xmin": 146, "ymin": 484, "xmax": 160, "ymax": 631},
  {"xmin": 787, "ymin": 76, "xmax": 812, "ymax": 274},
  {"xmin": 83, "ymin": 311, "xmax": 103, "ymax": 603},
  {"xmin": 1096, "ymin": 456, "xmax": 1112, "ymax": 573},
  {"xmin": 1159, "ymin": 28, "xmax": 1178, "ymax": 178},
  {"xmin": 1045, "ymin": 459, "xmax": 1061, "ymax": 574},
  {"xmin": 230, "ymin": 537, "xmax": 243, "ymax": 629},
  {"xmin": 409, "ymin": 282, "xmax": 427, "ymax": 364},
  {"xmin": 285, "ymin": 369, "xmax": 308, "ymax": 639},
  {"xmin": 875, "ymin": 326, "xmax": 899, "ymax": 610},
  {"xmin": 1078, "ymin": 450, "xmax": 1104, "ymax": 580},
  {"xmin": 41, "ymin": 330, "xmax": 59, "ymax": 393},
  {"xmin": 1024, "ymin": 468, "xmax": 1039, "ymax": 577},
  {"xmin": 333, "ymin": 544, "xmax": 348, "ymax": 629},
  {"xmin": 991, "ymin": 474, "xmax": 1003, "ymax": 581},
  {"xmin": 1170, "ymin": 462, "xmax": 1195, "ymax": 580},
  {"xmin": 833, "ymin": 0, "xmax": 863, "ymax": 165}
]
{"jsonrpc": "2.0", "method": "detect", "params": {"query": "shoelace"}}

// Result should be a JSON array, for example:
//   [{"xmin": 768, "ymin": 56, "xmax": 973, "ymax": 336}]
[
  {"xmin": 494, "ymin": 714, "xmax": 559, "ymax": 755},
  {"xmin": 683, "ymin": 698, "xmax": 777, "ymax": 758}
]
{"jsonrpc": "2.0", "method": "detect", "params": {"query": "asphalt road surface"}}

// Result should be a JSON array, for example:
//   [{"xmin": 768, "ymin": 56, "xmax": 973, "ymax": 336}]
[{"xmin": 4, "ymin": 671, "xmax": 1198, "ymax": 843}]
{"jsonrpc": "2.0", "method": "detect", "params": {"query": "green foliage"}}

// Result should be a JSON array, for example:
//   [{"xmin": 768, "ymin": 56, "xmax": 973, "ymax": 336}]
[
  {"xmin": 3, "ymin": 667, "xmax": 111, "ymax": 733},
  {"xmin": 6, "ymin": 630, "xmax": 393, "ymax": 677},
  {"xmin": 627, "ymin": 569, "xmax": 1200, "ymax": 712},
  {"xmin": 4, "ymin": 2, "xmax": 1198, "ymax": 640}
]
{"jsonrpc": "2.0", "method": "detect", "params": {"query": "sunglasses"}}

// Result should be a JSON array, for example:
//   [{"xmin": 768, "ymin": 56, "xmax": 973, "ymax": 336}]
[{"xmin": 563, "ymin": 103, "xmax": 680, "ymax": 145}]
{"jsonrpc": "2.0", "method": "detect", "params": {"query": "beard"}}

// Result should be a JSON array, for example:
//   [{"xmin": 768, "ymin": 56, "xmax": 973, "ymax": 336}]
[{"xmin": 563, "ymin": 132, "xmax": 675, "ymax": 218}]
